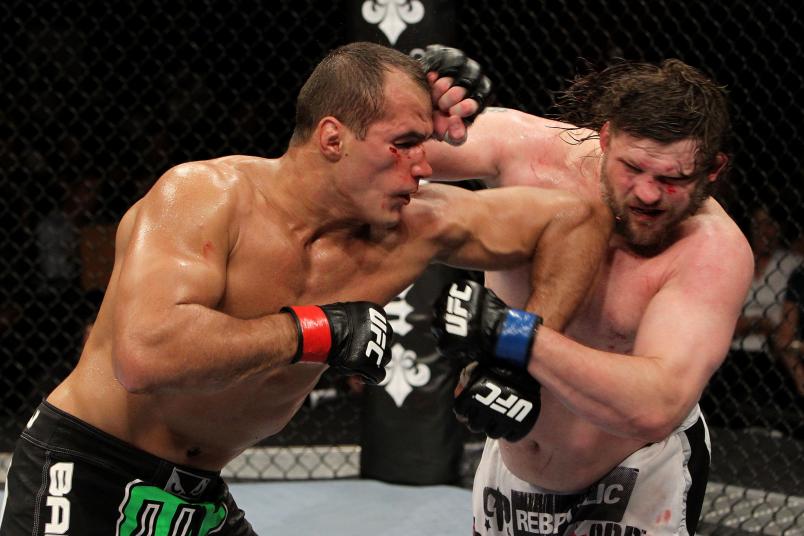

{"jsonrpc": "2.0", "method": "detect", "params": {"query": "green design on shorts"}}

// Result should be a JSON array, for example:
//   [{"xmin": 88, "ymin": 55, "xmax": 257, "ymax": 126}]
[{"xmin": 117, "ymin": 482, "xmax": 226, "ymax": 536}]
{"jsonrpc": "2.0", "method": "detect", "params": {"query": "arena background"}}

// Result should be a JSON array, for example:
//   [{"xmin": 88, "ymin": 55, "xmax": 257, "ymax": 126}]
[{"xmin": 1, "ymin": 0, "xmax": 802, "ymax": 534}]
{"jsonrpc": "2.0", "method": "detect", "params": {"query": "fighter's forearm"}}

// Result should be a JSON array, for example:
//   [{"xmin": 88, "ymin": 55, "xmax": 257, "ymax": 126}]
[
  {"xmin": 527, "ymin": 328, "xmax": 691, "ymax": 441},
  {"xmin": 113, "ymin": 305, "xmax": 298, "ymax": 394},
  {"xmin": 525, "ymin": 199, "xmax": 611, "ymax": 331}
]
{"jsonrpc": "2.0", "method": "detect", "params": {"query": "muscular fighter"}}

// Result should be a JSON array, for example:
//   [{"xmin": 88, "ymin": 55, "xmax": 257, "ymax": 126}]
[
  {"xmin": 0, "ymin": 43, "xmax": 609, "ymax": 535},
  {"xmin": 427, "ymin": 60, "xmax": 754, "ymax": 536}
]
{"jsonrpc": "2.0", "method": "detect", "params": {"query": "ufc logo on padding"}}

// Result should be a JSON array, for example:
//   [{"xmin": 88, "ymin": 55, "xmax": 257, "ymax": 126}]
[
  {"xmin": 445, "ymin": 283, "xmax": 472, "ymax": 336},
  {"xmin": 474, "ymin": 382, "xmax": 533, "ymax": 422},
  {"xmin": 366, "ymin": 308, "xmax": 388, "ymax": 365}
]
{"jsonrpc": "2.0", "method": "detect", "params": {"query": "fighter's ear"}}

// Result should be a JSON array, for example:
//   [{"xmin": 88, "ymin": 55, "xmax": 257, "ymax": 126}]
[
  {"xmin": 599, "ymin": 121, "xmax": 611, "ymax": 152},
  {"xmin": 318, "ymin": 117, "xmax": 344, "ymax": 162},
  {"xmin": 707, "ymin": 152, "xmax": 728, "ymax": 182}
]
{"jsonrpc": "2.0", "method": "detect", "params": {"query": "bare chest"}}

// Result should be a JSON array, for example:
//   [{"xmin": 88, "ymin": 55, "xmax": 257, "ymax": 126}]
[
  {"xmin": 490, "ymin": 248, "xmax": 667, "ymax": 354},
  {"xmin": 566, "ymin": 250, "xmax": 666, "ymax": 353}
]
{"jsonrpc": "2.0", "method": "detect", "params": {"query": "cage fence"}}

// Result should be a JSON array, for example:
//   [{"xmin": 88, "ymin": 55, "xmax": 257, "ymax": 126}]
[{"xmin": 1, "ymin": 1, "xmax": 802, "ymax": 534}]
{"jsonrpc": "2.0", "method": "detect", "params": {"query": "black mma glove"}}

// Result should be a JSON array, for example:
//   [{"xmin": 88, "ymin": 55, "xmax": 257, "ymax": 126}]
[
  {"xmin": 282, "ymin": 303, "xmax": 392, "ymax": 384},
  {"xmin": 455, "ymin": 362, "xmax": 541, "ymax": 442},
  {"xmin": 416, "ymin": 44, "xmax": 492, "ymax": 124},
  {"xmin": 432, "ymin": 279, "xmax": 542, "ymax": 370}
]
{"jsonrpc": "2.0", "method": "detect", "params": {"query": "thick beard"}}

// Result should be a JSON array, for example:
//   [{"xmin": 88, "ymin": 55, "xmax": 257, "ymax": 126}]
[{"xmin": 601, "ymin": 166, "xmax": 712, "ymax": 255}]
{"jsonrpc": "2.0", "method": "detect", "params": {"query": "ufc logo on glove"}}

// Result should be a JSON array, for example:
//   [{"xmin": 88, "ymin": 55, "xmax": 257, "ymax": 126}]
[
  {"xmin": 445, "ymin": 283, "xmax": 473, "ymax": 336},
  {"xmin": 283, "ymin": 301, "xmax": 392, "ymax": 384},
  {"xmin": 366, "ymin": 307, "xmax": 388, "ymax": 365},
  {"xmin": 474, "ymin": 381, "xmax": 534, "ymax": 422}
]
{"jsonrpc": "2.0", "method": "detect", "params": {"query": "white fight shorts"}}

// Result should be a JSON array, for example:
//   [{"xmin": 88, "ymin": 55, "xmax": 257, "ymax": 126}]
[{"xmin": 472, "ymin": 406, "xmax": 710, "ymax": 536}]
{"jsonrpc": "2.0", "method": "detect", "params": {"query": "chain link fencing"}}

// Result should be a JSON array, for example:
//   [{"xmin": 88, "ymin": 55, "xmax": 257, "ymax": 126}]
[{"xmin": 2, "ymin": 1, "xmax": 802, "ymax": 533}]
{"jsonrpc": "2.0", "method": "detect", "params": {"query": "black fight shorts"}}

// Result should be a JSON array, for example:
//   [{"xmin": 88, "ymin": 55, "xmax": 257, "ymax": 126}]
[{"xmin": 0, "ymin": 402, "xmax": 256, "ymax": 535}]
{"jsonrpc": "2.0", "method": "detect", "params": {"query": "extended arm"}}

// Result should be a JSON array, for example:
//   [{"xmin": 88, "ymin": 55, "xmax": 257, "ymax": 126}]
[
  {"xmin": 430, "ymin": 183, "xmax": 611, "ymax": 330},
  {"xmin": 425, "ymin": 108, "xmax": 573, "ymax": 187}
]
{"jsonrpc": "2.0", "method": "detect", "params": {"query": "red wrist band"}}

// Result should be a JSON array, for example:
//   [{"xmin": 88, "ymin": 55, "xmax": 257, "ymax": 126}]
[{"xmin": 282, "ymin": 306, "xmax": 332, "ymax": 363}]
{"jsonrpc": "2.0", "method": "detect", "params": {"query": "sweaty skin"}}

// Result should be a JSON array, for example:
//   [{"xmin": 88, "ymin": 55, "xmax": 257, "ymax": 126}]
[
  {"xmin": 427, "ymin": 108, "xmax": 754, "ymax": 492},
  {"xmin": 47, "ymin": 75, "xmax": 609, "ymax": 472}
]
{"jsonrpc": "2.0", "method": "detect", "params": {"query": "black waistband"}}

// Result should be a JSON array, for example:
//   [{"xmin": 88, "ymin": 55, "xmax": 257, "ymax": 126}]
[{"xmin": 21, "ymin": 401, "xmax": 223, "ymax": 501}]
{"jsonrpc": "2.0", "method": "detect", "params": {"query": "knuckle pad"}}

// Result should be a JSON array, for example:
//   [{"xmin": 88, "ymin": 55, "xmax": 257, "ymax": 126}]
[
  {"xmin": 420, "ymin": 45, "xmax": 467, "ymax": 77},
  {"xmin": 453, "ymin": 59, "xmax": 482, "ymax": 88},
  {"xmin": 463, "ymin": 76, "xmax": 492, "ymax": 126}
]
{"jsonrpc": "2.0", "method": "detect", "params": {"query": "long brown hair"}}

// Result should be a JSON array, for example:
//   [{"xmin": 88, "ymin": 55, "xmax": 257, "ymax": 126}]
[{"xmin": 554, "ymin": 59, "xmax": 732, "ymax": 175}]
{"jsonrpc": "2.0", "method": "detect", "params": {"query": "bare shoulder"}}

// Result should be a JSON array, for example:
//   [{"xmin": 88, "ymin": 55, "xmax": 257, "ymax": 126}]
[
  {"xmin": 143, "ymin": 156, "xmax": 276, "ymax": 216},
  {"xmin": 155, "ymin": 156, "xmax": 257, "ymax": 195},
  {"xmin": 684, "ymin": 199, "xmax": 750, "ymax": 255},
  {"xmin": 118, "ymin": 156, "xmax": 281, "ymax": 253},
  {"xmin": 674, "ymin": 199, "xmax": 754, "ymax": 285}
]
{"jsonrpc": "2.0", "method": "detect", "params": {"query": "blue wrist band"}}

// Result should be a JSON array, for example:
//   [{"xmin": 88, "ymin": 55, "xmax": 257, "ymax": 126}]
[{"xmin": 494, "ymin": 309, "xmax": 542, "ymax": 369}]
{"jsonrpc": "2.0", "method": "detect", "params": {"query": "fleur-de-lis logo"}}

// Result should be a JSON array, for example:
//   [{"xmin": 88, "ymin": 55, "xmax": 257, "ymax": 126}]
[
  {"xmin": 379, "ymin": 342, "xmax": 431, "ymax": 407},
  {"xmin": 361, "ymin": 0, "xmax": 425, "ymax": 45},
  {"xmin": 384, "ymin": 285, "xmax": 414, "ymax": 336}
]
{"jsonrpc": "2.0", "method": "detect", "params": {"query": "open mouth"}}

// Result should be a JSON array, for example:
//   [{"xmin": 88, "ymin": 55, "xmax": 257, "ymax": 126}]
[{"xmin": 629, "ymin": 206, "xmax": 664, "ymax": 218}]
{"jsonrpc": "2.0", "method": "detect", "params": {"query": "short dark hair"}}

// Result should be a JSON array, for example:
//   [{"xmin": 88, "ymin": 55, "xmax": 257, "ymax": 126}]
[
  {"xmin": 289, "ymin": 42, "xmax": 429, "ymax": 146},
  {"xmin": 554, "ymin": 59, "xmax": 732, "ymax": 175}
]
